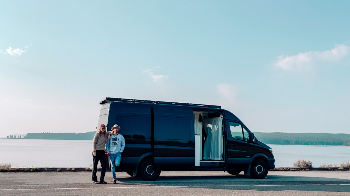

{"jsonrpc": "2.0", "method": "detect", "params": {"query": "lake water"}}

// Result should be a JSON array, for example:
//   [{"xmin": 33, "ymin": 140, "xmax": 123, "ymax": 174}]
[{"xmin": 0, "ymin": 139, "xmax": 349, "ymax": 168}]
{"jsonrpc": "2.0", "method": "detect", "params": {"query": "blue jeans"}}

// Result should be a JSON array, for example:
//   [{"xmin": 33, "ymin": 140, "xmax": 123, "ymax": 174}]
[{"xmin": 109, "ymin": 153, "xmax": 121, "ymax": 180}]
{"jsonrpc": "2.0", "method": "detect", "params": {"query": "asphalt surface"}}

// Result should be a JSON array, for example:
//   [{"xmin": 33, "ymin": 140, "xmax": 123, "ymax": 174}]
[{"xmin": 1, "ymin": 171, "xmax": 350, "ymax": 195}]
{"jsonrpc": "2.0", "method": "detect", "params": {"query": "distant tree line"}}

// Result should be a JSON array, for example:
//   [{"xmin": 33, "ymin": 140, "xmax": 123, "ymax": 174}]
[
  {"xmin": 7, "ymin": 132, "xmax": 96, "ymax": 140},
  {"xmin": 7, "ymin": 135, "xmax": 24, "ymax": 139},
  {"xmin": 254, "ymin": 132, "xmax": 350, "ymax": 146},
  {"xmin": 6, "ymin": 131, "xmax": 350, "ymax": 145}
]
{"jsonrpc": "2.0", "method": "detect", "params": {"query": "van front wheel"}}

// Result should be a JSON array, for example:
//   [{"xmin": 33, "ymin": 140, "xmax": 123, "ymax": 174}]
[
  {"xmin": 139, "ymin": 159, "xmax": 160, "ymax": 181},
  {"xmin": 250, "ymin": 159, "xmax": 268, "ymax": 179}
]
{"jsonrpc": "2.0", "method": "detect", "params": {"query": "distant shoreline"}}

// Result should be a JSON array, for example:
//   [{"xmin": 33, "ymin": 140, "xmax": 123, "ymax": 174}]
[{"xmin": 4, "ymin": 132, "xmax": 350, "ymax": 146}]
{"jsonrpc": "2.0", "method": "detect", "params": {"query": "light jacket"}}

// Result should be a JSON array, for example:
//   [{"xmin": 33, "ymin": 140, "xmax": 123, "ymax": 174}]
[{"xmin": 106, "ymin": 134, "xmax": 125, "ymax": 154}]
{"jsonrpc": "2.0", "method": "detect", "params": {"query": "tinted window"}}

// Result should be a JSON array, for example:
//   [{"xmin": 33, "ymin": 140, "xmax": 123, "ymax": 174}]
[
  {"xmin": 114, "ymin": 114, "xmax": 151, "ymax": 144},
  {"xmin": 154, "ymin": 105, "xmax": 193, "ymax": 145},
  {"xmin": 108, "ymin": 102, "xmax": 152, "ymax": 144},
  {"xmin": 229, "ymin": 122, "xmax": 243, "ymax": 141}
]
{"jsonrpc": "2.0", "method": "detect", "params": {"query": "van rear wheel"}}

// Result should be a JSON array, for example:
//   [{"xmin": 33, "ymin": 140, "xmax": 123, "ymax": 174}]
[
  {"xmin": 227, "ymin": 170, "xmax": 241, "ymax": 175},
  {"xmin": 250, "ymin": 159, "xmax": 268, "ymax": 179},
  {"xmin": 139, "ymin": 159, "xmax": 160, "ymax": 181}
]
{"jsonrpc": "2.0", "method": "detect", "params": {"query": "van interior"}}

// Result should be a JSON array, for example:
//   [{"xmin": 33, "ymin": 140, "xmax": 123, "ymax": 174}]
[{"xmin": 193, "ymin": 111, "xmax": 224, "ymax": 166}]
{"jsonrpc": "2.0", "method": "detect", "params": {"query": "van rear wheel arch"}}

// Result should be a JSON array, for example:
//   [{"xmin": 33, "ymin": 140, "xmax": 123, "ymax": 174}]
[
  {"xmin": 138, "ymin": 158, "xmax": 161, "ymax": 181},
  {"xmin": 134, "ymin": 153, "xmax": 154, "ymax": 176}
]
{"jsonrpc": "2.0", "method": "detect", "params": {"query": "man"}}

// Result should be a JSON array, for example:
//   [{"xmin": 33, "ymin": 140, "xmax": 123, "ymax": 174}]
[
  {"xmin": 92, "ymin": 124, "xmax": 109, "ymax": 184},
  {"xmin": 106, "ymin": 124, "xmax": 125, "ymax": 184}
]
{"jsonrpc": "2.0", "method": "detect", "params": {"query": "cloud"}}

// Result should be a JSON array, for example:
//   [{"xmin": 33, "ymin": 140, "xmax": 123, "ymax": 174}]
[
  {"xmin": 217, "ymin": 83, "xmax": 238, "ymax": 109},
  {"xmin": 142, "ymin": 68, "xmax": 169, "ymax": 82},
  {"xmin": 1, "ymin": 46, "xmax": 28, "ymax": 56},
  {"xmin": 151, "ymin": 75, "xmax": 169, "ymax": 82},
  {"xmin": 275, "ymin": 44, "xmax": 349, "ymax": 71},
  {"xmin": 1, "ymin": 46, "xmax": 29, "ymax": 56}
]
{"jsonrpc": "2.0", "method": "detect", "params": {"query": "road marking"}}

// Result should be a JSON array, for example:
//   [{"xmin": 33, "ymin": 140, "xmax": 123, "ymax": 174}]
[
  {"xmin": 340, "ymin": 184, "xmax": 350, "ymax": 186},
  {"xmin": 254, "ymin": 185, "xmax": 285, "ymax": 187},
  {"xmin": 325, "ymin": 184, "xmax": 338, "ymax": 186},
  {"xmin": 55, "ymin": 188, "xmax": 90, "ymax": 190},
  {"xmin": 159, "ymin": 186, "xmax": 189, "ymax": 188},
  {"xmin": 222, "ymin": 185, "xmax": 249, "ymax": 186},
  {"xmin": 0, "ymin": 189, "xmax": 15, "ymax": 191}
]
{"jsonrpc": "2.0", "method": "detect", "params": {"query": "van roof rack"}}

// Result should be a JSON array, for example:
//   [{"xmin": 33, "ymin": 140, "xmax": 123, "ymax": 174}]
[{"xmin": 100, "ymin": 97, "xmax": 221, "ymax": 109}]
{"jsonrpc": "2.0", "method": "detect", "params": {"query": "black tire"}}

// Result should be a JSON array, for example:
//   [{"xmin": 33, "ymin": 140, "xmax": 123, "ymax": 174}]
[
  {"xmin": 227, "ymin": 170, "xmax": 241, "ymax": 175},
  {"xmin": 250, "ymin": 159, "xmax": 268, "ymax": 179},
  {"xmin": 126, "ymin": 171, "xmax": 134, "ymax": 177},
  {"xmin": 138, "ymin": 159, "xmax": 161, "ymax": 181}
]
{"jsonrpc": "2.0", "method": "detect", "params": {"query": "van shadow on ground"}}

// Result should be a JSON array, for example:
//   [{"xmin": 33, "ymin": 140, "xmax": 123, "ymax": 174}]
[{"xmin": 117, "ymin": 173, "xmax": 350, "ymax": 193}]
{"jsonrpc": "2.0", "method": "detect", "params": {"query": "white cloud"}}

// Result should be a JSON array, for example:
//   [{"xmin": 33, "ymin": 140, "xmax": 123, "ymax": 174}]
[
  {"xmin": 217, "ymin": 83, "xmax": 238, "ymax": 109},
  {"xmin": 1, "ymin": 46, "xmax": 29, "ymax": 56},
  {"xmin": 151, "ymin": 74, "xmax": 169, "ymax": 82},
  {"xmin": 6, "ymin": 47, "xmax": 26, "ymax": 56},
  {"xmin": 142, "ymin": 67, "xmax": 169, "ymax": 82},
  {"xmin": 275, "ymin": 44, "xmax": 349, "ymax": 71}
]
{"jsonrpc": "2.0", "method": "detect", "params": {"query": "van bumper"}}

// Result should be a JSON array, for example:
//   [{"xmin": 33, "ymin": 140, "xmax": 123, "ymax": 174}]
[{"xmin": 268, "ymin": 158, "xmax": 275, "ymax": 169}]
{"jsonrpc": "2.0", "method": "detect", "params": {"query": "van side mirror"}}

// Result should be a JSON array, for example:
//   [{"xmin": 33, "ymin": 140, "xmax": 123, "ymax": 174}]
[{"xmin": 251, "ymin": 133, "xmax": 256, "ymax": 142}]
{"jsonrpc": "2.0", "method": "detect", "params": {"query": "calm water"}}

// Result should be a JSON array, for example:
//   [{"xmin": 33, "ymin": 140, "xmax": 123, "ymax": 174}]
[
  {"xmin": 0, "ymin": 139, "xmax": 349, "ymax": 168},
  {"xmin": 0, "ymin": 139, "xmax": 92, "ymax": 168}
]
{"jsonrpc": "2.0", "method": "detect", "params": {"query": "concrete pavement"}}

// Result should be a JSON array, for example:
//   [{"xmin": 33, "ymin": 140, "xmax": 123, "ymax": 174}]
[{"xmin": 1, "ymin": 171, "xmax": 350, "ymax": 195}]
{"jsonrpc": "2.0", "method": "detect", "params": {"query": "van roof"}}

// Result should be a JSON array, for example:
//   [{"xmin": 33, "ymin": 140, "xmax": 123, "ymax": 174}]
[{"xmin": 100, "ymin": 97, "xmax": 221, "ymax": 109}]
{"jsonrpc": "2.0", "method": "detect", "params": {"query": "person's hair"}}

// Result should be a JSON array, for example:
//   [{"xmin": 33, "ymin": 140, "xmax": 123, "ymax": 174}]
[{"xmin": 98, "ymin": 126, "xmax": 107, "ymax": 134}]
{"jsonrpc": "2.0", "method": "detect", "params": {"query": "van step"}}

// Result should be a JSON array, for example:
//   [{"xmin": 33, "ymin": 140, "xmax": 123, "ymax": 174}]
[{"xmin": 200, "ymin": 162, "xmax": 225, "ymax": 167}]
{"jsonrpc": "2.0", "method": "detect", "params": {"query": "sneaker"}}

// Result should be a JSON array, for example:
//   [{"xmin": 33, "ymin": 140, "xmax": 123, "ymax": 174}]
[
  {"xmin": 93, "ymin": 181, "xmax": 98, "ymax": 184},
  {"xmin": 113, "ymin": 180, "xmax": 117, "ymax": 184},
  {"xmin": 95, "ymin": 181, "xmax": 107, "ymax": 184}
]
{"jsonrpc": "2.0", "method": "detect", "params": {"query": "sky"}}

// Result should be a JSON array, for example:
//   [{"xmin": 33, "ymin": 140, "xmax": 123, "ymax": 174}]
[{"xmin": 1, "ymin": 0, "xmax": 350, "ymax": 138}]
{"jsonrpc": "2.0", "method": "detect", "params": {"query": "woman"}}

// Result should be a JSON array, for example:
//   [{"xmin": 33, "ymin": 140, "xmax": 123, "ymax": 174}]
[
  {"xmin": 106, "ymin": 124, "xmax": 125, "ymax": 184},
  {"xmin": 92, "ymin": 124, "xmax": 109, "ymax": 184}
]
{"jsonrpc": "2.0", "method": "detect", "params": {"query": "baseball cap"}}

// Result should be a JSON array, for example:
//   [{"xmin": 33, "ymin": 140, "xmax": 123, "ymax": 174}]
[
  {"xmin": 112, "ymin": 124, "xmax": 119, "ymax": 128},
  {"xmin": 100, "ymin": 124, "xmax": 106, "ymax": 128}
]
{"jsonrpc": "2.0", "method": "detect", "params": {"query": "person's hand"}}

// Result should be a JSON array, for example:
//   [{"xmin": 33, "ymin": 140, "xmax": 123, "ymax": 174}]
[{"xmin": 92, "ymin": 151, "xmax": 96, "ymax": 156}]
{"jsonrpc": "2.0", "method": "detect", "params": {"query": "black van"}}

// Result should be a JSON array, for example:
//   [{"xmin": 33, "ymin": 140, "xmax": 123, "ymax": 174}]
[{"xmin": 98, "ymin": 97, "xmax": 275, "ymax": 181}]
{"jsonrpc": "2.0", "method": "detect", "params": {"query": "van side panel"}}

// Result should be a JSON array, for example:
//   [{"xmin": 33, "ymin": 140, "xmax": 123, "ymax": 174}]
[
  {"xmin": 108, "ymin": 102, "xmax": 152, "ymax": 171},
  {"xmin": 153, "ymin": 105, "xmax": 195, "ymax": 170}
]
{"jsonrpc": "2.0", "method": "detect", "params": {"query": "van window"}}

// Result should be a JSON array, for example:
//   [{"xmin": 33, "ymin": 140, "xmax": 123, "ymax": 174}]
[
  {"xmin": 242, "ymin": 127, "xmax": 250, "ymax": 142},
  {"xmin": 114, "ymin": 114, "xmax": 151, "ymax": 144},
  {"xmin": 229, "ymin": 122, "xmax": 243, "ymax": 141}
]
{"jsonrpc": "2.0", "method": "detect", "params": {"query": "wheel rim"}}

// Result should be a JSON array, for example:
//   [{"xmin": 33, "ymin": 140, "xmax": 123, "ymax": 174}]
[
  {"xmin": 145, "ymin": 165, "xmax": 155, "ymax": 175},
  {"xmin": 255, "ymin": 164, "xmax": 264, "ymax": 174}
]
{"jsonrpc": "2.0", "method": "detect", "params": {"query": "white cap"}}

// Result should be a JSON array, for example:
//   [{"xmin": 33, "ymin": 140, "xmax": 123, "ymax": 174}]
[{"xmin": 112, "ymin": 124, "xmax": 119, "ymax": 128}]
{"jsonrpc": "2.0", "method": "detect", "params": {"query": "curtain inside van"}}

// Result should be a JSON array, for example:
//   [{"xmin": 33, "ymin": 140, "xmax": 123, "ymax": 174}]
[{"xmin": 203, "ymin": 117, "xmax": 223, "ymax": 160}]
